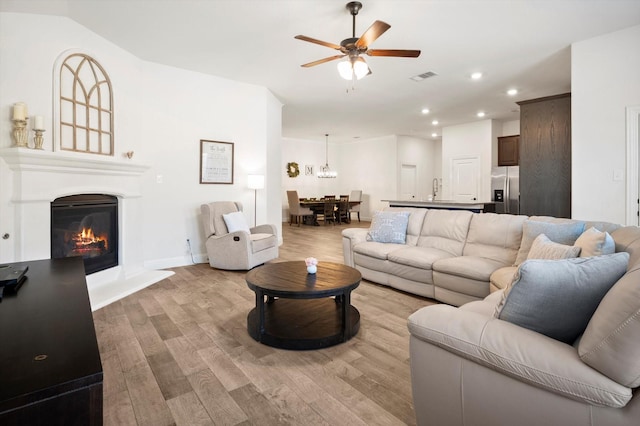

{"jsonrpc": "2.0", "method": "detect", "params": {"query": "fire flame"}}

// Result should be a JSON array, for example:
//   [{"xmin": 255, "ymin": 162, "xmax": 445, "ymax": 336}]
[{"xmin": 76, "ymin": 227, "xmax": 108, "ymax": 250}]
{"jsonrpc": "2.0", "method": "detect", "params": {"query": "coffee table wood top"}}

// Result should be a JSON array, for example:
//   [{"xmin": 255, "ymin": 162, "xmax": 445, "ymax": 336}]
[{"xmin": 245, "ymin": 261, "xmax": 361, "ymax": 298}]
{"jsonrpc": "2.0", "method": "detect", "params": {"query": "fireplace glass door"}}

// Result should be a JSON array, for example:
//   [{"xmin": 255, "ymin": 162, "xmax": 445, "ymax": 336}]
[{"xmin": 51, "ymin": 194, "xmax": 118, "ymax": 275}]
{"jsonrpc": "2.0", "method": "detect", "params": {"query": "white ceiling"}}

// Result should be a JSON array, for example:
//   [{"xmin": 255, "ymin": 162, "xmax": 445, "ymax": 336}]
[{"xmin": 2, "ymin": 0, "xmax": 640, "ymax": 143}]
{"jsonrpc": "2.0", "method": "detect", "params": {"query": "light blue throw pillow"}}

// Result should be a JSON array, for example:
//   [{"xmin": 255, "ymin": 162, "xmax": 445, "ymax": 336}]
[
  {"xmin": 366, "ymin": 211, "xmax": 410, "ymax": 244},
  {"xmin": 497, "ymin": 252, "xmax": 629, "ymax": 344}
]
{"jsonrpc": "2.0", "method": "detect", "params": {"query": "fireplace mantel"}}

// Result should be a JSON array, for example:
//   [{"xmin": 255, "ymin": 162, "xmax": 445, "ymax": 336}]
[{"xmin": 0, "ymin": 147, "xmax": 148, "ymax": 177}]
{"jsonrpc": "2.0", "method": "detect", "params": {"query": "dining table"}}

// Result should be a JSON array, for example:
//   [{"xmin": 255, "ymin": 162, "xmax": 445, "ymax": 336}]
[{"xmin": 299, "ymin": 198, "xmax": 361, "ymax": 225}]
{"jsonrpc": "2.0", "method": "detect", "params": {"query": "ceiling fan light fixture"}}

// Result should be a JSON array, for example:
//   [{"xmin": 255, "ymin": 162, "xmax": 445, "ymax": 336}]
[{"xmin": 337, "ymin": 57, "xmax": 368, "ymax": 80}]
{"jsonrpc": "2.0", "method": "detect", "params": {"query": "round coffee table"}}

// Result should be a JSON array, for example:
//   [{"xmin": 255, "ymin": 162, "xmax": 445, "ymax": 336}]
[{"xmin": 245, "ymin": 261, "xmax": 361, "ymax": 350}]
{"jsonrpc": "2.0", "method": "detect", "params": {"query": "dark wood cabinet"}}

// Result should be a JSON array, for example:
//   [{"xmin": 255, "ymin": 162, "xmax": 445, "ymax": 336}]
[
  {"xmin": 517, "ymin": 93, "xmax": 571, "ymax": 218},
  {"xmin": 0, "ymin": 257, "xmax": 103, "ymax": 425},
  {"xmin": 498, "ymin": 135, "xmax": 519, "ymax": 166}
]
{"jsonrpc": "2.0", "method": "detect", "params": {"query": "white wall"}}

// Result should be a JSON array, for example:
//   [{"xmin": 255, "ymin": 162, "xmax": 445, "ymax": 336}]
[
  {"xmin": 441, "ymin": 119, "xmax": 496, "ymax": 201},
  {"xmin": 501, "ymin": 120, "xmax": 520, "ymax": 137},
  {"xmin": 0, "ymin": 12, "xmax": 282, "ymax": 266},
  {"xmin": 572, "ymin": 24, "xmax": 640, "ymax": 224},
  {"xmin": 281, "ymin": 135, "xmax": 437, "ymax": 220}
]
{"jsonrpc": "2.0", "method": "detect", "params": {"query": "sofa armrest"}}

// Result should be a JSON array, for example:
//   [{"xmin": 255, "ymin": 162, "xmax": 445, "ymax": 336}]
[
  {"xmin": 251, "ymin": 224, "xmax": 277, "ymax": 236},
  {"xmin": 408, "ymin": 304, "xmax": 631, "ymax": 408},
  {"xmin": 342, "ymin": 228, "xmax": 368, "ymax": 267}
]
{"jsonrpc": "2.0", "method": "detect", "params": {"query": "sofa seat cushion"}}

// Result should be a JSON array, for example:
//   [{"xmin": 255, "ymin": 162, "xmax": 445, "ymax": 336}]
[
  {"xmin": 433, "ymin": 256, "xmax": 509, "ymax": 282},
  {"xmin": 408, "ymin": 304, "xmax": 632, "ymax": 408},
  {"xmin": 250, "ymin": 233, "xmax": 277, "ymax": 253},
  {"xmin": 490, "ymin": 266, "xmax": 518, "ymax": 292},
  {"xmin": 353, "ymin": 241, "xmax": 405, "ymax": 260},
  {"xmin": 388, "ymin": 246, "xmax": 454, "ymax": 269}
]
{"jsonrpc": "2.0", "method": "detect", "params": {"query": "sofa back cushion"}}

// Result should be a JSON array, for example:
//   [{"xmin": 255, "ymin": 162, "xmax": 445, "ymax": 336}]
[
  {"xmin": 383, "ymin": 207, "xmax": 427, "ymax": 246},
  {"xmin": 417, "ymin": 210, "xmax": 473, "ymax": 256},
  {"xmin": 579, "ymin": 226, "xmax": 640, "ymax": 387},
  {"xmin": 463, "ymin": 213, "xmax": 527, "ymax": 264}
]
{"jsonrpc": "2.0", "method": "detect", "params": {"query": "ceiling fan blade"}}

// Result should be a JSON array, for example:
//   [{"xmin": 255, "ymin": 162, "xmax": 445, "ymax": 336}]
[
  {"xmin": 355, "ymin": 20, "xmax": 391, "ymax": 48},
  {"xmin": 295, "ymin": 35, "xmax": 342, "ymax": 50},
  {"xmin": 301, "ymin": 55, "xmax": 345, "ymax": 68},
  {"xmin": 367, "ymin": 49, "xmax": 421, "ymax": 58}
]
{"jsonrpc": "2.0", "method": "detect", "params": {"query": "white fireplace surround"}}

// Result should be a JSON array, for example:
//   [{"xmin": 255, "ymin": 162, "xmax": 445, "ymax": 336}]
[{"xmin": 0, "ymin": 148, "xmax": 173, "ymax": 310}]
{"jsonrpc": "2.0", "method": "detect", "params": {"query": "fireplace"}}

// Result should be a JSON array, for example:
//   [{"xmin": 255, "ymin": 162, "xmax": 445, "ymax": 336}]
[{"xmin": 51, "ymin": 194, "xmax": 118, "ymax": 275}]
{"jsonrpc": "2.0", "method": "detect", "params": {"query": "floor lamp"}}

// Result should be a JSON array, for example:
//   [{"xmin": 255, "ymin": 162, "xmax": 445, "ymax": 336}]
[{"xmin": 247, "ymin": 174, "xmax": 265, "ymax": 226}]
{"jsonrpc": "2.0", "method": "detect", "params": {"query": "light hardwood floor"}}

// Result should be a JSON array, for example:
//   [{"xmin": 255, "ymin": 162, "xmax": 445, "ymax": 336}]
[{"xmin": 93, "ymin": 219, "xmax": 436, "ymax": 425}]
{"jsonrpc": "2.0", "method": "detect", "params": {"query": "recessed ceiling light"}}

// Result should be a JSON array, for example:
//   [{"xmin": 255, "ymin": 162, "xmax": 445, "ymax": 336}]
[
  {"xmin": 431, "ymin": 120, "xmax": 439, "ymax": 125},
  {"xmin": 507, "ymin": 88, "xmax": 518, "ymax": 96},
  {"xmin": 477, "ymin": 111, "xmax": 486, "ymax": 118},
  {"xmin": 421, "ymin": 108, "xmax": 430, "ymax": 114},
  {"xmin": 471, "ymin": 72, "xmax": 483, "ymax": 80},
  {"xmin": 431, "ymin": 133, "xmax": 438, "ymax": 138}
]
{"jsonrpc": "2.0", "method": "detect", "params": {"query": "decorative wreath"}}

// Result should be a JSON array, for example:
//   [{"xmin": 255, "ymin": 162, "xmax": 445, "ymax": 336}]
[{"xmin": 286, "ymin": 161, "xmax": 300, "ymax": 178}]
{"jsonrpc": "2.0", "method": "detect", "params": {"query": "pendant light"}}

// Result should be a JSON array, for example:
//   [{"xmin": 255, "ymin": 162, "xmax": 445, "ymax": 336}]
[{"xmin": 317, "ymin": 133, "xmax": 337, "ymax": 178}]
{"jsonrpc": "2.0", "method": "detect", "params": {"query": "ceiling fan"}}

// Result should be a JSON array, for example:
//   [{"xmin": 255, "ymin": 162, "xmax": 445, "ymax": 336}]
[{"xmin": 295, "ymin": 1, "xmax": 421, "ymax": 80}]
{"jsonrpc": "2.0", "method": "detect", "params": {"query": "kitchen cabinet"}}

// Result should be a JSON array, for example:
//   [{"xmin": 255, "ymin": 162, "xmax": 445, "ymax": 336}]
[
  {"xmin": 498, "ymin": 135, "xmax": 519, "ymax": 166},
  {"xmin": 517, "ymin": 93, "xmax": 571, "ymax": 218}
]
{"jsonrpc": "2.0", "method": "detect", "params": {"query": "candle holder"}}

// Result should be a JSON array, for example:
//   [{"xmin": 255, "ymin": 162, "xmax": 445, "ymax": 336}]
[
  {"xmin": 33, "ymin": 129, "xmax": 45, "ymax": 150},
  {"xmin": 12, "ymin": 119, "xmax": 28, "ymax": 148}
]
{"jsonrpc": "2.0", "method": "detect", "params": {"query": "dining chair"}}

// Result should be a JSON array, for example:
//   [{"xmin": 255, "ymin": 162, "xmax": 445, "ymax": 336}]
[
  {"xmin": 286, "ymin": 190, "xmax": 313, "ymax": 226},
  {"xmin": 337, "ymin": 195, "xmax": 350, "ymax": 224},
  {"xmin": 349, "ymin": 190, "xmax": 362, "ymax": 222},
  {"xmin": 321, "ymin": 199, "xmax": 336, "ymax": 225}
]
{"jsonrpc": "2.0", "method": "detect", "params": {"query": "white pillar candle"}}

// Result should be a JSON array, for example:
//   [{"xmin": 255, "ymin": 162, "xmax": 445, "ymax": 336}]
[
  {"xmin": 12, "ymin": 103, "xmax": 26, "ymax": 121},
  {"xmin": 34, "ymin": 115, "xmax": 44, "ymax": 130}
]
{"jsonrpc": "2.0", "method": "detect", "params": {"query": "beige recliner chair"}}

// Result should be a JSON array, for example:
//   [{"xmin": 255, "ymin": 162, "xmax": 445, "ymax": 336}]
[{"xmin": 201, "ymin": 201, "xmax": 278, "ymax": 270}]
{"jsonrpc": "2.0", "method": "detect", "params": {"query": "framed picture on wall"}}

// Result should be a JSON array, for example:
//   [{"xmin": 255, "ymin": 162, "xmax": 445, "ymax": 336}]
[
  {"xmin": 305, "ymin": 165, "xmax": 314, "ymax": 176},
  {"xmin": 200, "ymin": 140, "xmax": 234, "ymax": 184}
]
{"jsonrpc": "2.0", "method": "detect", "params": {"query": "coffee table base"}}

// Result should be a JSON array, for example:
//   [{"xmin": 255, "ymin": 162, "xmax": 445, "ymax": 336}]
[{"xmin": 247, "ymin": 298, "xmax": 360, "ymax": 350}]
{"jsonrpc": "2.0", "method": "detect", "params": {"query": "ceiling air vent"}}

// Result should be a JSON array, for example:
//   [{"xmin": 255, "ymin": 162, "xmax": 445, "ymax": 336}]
[{"xmin": 410, "ymin": 71, "xmax": 437, "ymax": 82}]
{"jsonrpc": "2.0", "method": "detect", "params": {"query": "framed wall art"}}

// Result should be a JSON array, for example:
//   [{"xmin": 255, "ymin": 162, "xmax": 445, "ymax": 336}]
[
  {"xmin": 200, "ymin": 140, "xmax": 234, "ymax": 184},
  {"xmin": 305, "ymin": 165, "xmax": 314, "ymax": 176}
]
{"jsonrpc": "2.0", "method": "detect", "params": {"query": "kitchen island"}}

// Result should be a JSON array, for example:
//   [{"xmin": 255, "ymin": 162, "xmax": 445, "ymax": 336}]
[{"xmin": 384, "ymin": 200, "xmax": 495, "ymax": 213}]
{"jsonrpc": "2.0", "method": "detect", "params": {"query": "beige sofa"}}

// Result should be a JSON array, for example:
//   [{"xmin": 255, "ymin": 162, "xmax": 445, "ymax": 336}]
[
  {"xmin": 342, "ymin": 207, "xmax": 619, "ymax": 306},
  {"xmin": 408, "ymin": 225, "xmax": 640, "ymax": 425}
]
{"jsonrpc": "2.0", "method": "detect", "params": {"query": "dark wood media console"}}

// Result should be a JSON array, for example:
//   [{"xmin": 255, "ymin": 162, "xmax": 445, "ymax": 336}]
[{"xmin": 0, "ymin": 257, "xmax": 103, "ymax": 425}]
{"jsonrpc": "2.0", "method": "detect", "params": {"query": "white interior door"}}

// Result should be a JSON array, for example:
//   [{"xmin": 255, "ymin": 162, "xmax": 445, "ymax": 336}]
[
  {"xmin": 400, "ymin": 164, "xmax": 417, "ymax": 200},
  {"xmin": 451, "ymin": 157, "xmax": 480, "ymax": 202}
]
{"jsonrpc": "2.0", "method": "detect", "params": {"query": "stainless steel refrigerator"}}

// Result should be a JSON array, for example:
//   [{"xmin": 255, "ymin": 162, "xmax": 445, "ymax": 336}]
[{"xmin": 491, "ymin": 166, "xmax": 519, "ymax": 214}]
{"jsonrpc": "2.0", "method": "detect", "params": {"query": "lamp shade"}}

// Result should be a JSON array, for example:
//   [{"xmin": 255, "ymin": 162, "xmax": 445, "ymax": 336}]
[{"xmin": 247, "ymin": 174, "xmax": 265, "ymax": 190}]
